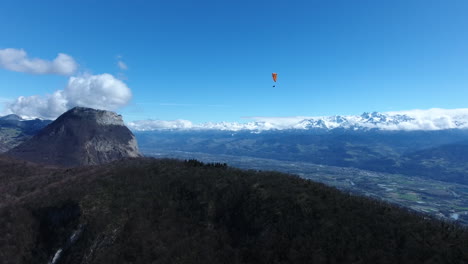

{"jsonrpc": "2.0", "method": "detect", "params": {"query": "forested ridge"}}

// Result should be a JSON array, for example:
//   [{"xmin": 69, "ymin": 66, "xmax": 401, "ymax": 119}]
[{"xmin": 1, "ymin": 156, "xmax": 467, "ymax": 263}]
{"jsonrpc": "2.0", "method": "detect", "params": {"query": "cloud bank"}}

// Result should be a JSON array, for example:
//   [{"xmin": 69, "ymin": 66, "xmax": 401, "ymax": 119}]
[
  {"xmin": 0, "ymin": 48, "xmax": 78, "ymax": 75},
  {"xmin": 128, "ymin": 119, "xmax": 194, "ymax": 131},
  {"xmin": 7, "ymin": 74, "xmax": 132, "ymax": 119},
  {"xmin": 127, "ymin": 108, "xmax": 468, "ymax": 132}
]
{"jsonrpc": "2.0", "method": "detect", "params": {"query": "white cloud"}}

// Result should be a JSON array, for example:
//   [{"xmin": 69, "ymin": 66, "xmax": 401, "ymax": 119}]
[
  {"xmin": 0, "ymin": 48, "xmax": 78, "ymax": 75},
  {"xmin": 127, "ymin": 119, "xmax": 193, "ymax": 131},
  {"xmin": 384, "ymin": 108, "xmax": 468, "ymax": 130},
  {"xmin": 7, "ymin": 94, "xmax": 60, "ymax": 119},
  {"xmin": 66, "ymin": 74, "xmax": 132, "ymax": 110},
  {"xmin": 6, "ymin": 73, "xmax": 132, "ymax": 119},
  {"xmin": 0, "ymin": 97, "xmax": 12, "ymax": 115},
  {"xmin": 117, "ymin": 60, "xmax": 128, "ymax": 70}
]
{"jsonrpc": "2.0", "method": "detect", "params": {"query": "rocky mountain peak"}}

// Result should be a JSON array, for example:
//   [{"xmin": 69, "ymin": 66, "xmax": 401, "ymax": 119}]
[
  {"xmin": 7, "ymin": 107, "xmax": 141, "ymax": 167},
  {"xmin": 60, "ymin": 106, "xmax": 125, "ymax": 126}
]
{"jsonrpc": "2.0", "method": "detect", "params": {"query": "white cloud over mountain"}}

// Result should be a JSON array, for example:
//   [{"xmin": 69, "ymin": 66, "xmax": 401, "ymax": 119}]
[
  {"xmin": 7, "ymin": 74, "xmax": 132, "ymax": 119},
  {"xmin": 0, "ymin": 48, "xmax": 77, "ymax": 75},
  {"xmin": 127, "ymin": 108, "xmax": 468, "ymax": 132},
  {"xmin": 128, "ymin": 119, "xmax": 194, "ymax": 130},
  {"xmin": 384, "ymin": 108, "xmax": 468, "ymax": 130}
]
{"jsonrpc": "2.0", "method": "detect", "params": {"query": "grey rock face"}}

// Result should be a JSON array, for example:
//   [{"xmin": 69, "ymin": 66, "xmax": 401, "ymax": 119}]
[
  {"xmin": 68, "ymin": 107, "xmax": 125, "ymax": 126},
  {"xmin": 7, "ymin": 107, "xmax": 141, "ymax": 167}
]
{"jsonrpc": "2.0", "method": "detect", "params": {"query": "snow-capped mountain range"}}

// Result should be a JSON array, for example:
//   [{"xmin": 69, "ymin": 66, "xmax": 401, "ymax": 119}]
[{"xmin": 127, "ymin": 108, "xmax": 468, "ymax": 132}]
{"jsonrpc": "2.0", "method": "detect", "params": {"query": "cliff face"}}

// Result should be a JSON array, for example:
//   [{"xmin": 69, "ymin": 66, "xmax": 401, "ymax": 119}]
[{"xmin": 7, "ymin": 107, "xmax": 141, "ymax": 166}]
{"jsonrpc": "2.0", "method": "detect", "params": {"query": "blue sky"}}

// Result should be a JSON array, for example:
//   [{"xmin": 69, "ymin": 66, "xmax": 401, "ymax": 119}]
[{"xmin": 1, "ymin": 0, "xmax": 468, "ymax": 122}]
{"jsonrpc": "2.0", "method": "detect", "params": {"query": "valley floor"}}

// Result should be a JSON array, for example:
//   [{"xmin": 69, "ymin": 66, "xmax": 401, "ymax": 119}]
[{"xmin": 143, "ymin": 149, "xmax": 468, "ymax": 226}]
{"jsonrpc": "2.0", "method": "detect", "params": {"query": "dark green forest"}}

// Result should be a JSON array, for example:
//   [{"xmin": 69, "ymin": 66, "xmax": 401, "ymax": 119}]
[{"xmin": 1, "ymin": 156, "xmax": 468, "ymax": 263}]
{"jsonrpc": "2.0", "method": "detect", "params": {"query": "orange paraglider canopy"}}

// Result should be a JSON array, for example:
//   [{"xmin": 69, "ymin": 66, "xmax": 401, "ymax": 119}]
[{"xmin": 272, "ymin": 73, "xmax": 277, "ymax": 82}]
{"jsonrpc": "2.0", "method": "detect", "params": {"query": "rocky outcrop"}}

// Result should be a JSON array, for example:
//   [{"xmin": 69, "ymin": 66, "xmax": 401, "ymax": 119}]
[{"xmin": 7, "ymin": 107, "xmax": 141, "ymax": 167}]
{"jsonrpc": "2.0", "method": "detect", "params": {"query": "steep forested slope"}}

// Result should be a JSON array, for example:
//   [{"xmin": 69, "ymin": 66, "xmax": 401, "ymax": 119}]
[{"xmin": 1, "ymin": 156, "xmax": 467, "ymax": 264}]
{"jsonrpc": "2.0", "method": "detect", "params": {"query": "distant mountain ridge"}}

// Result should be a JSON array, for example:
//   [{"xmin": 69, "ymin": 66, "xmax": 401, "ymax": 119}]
[
  {"xmin": 0, "ymin": 114, "xmax": 23, "ymax": 121},
  {"xmin": 6, "ymin": 108, "xmax": 468, "ymax": 132},
  {"xmin": 0, "ymin": 114, "xmax": 52, "ymax": 152},
  {"xmin": 127, "ymin": 108, "xmax": 468, "ymax": 132},
  {"xmin": 7, "ymin": 107, "xmax": 141, "ymax": 166}
]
